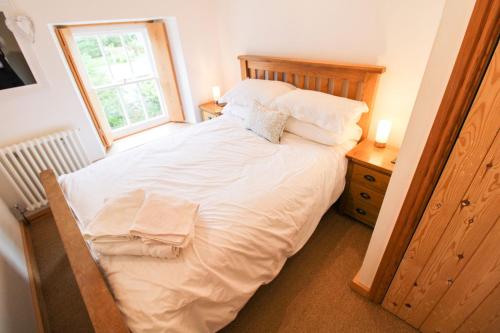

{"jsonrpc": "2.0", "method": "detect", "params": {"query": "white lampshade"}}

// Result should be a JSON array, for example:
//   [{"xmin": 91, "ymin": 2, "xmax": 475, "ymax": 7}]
[
  {"xmin": 212, "ymin": 86, "xmax": 221, "ymax": 103},
  {"xmin": 375, "ymin": 120, "xmax": 392, "ymax": 148}
]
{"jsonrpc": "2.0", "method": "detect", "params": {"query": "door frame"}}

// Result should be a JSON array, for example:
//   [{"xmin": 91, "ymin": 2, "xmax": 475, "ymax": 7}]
[{"xmin": 368, "ymin": 0, "xmax": 500, "ymax": 303}]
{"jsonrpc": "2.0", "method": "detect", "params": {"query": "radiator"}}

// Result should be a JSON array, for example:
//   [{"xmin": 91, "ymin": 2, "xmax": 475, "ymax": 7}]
[{"xmin": 0, "ymin": 129, "xmax": 89, "ymax": 211}]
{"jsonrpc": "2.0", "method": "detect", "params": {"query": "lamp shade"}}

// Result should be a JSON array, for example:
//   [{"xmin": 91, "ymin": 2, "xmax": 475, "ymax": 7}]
[
  {"xmin": 375, "ymin": 120, "xmax": 392, "ymax": 148},
  {"xmin": 212, "ymin": 86, "xmax": 221, "ymax": 103}
]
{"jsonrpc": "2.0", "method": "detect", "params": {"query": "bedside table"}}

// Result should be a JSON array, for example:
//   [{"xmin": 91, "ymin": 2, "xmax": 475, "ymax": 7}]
[
  {"xmin": 199, "ymin": 101, "xmax": 224, "ymax": 121},
  {"xmin": 340, "ymin": 140, "xmax": 399, "ymax": 227}
]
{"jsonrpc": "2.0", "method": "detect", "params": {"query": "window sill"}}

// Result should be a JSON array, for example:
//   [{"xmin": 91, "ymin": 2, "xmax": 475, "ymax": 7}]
[{"xmin": 107, "ymin": 122, "xmax": 189, "ymax": 156}]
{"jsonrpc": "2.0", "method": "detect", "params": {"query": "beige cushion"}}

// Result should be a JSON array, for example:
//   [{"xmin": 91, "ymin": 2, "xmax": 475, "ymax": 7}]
[{"xmin": 244, "ymin": 102, "xmax": 289, "ymax": 144}]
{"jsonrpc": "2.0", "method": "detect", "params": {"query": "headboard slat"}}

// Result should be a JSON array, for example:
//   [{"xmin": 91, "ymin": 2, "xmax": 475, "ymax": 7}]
[
  {"xmin": 333, "ymin": 79, "xmax": 343, "ymax": 96},
  {"xmin": 250, "ymin": 68, "xmax": 256, "ymax": 79},
  {"xmin": 319, "ymin": 78, "xmax": 329, "ymax": 93},
  {"xmin": 238, "ymin": 55, "xmax": 385, "ymax": 140},
  {"xmin": 296, "ymin": 75, "xmax": 305, "ymax": 89},
  {"xmin": 347, "ymin": 81, "xmax": 359, "ymax": 100},
  {"xmin": 257, "ymin": 69, "xmax": 265, "ymax": 80},
  {"xmin": 308, "ymin": 76, "xmax": 317, "ymax": 90}
]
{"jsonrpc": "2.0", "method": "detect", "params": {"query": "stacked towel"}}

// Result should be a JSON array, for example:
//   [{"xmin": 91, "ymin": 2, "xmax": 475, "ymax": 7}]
[{"xmin": 84, "ymin": 189, "xmax": 198, "ymax": 259}]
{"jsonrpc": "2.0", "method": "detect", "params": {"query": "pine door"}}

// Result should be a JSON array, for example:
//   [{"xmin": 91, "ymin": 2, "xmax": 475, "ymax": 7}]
[{"xmin": 383, "ymin": 42, "xmax": 500, "ymax": 332}]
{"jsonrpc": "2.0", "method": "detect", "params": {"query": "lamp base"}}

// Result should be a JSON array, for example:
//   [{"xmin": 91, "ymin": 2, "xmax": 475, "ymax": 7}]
[{"xmin": 374, "ymin": 141, "xmax": 386, "ymax": 148}]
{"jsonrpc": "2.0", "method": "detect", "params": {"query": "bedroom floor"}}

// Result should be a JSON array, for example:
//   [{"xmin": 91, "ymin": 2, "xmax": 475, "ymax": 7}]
[{"xmin": 28, "ymin": 208, "xmax": 415, "ymax": 333}]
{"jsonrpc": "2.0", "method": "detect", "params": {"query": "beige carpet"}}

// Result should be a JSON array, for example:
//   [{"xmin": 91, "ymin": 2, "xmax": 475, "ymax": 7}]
[
  {"xmin": 29, "ymin": 214, "xmax": 93, "ymax": 333},
  {"xmin": 29, "ymin": 208, "xmax": 415, "ymax": 333}
]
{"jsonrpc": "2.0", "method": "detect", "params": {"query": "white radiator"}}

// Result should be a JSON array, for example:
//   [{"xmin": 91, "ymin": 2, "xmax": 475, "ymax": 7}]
[{"xmin": 0, "ymin": 129, "xmax": 89, "ymax": 211}]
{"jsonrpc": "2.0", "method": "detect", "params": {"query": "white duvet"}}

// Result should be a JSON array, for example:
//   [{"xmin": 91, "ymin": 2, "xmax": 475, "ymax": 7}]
[{"xmin": 60, "ymin": 115, "xmax": 352, "ymax": 332}]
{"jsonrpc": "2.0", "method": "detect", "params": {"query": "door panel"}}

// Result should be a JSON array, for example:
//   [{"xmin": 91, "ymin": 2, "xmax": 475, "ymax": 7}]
[
  {"xmin": 383, "ymin": 42, "xmax": 500, "ymax": 332},
  {"xmin": 456, "ymin": 283, "xmax": 500, "ymax": 333},
  {"xmin": 399, "ymin": 133, "xmax": 500, "ymax": 327}
]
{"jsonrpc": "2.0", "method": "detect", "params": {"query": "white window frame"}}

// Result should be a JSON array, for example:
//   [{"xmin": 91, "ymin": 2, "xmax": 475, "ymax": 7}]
[{"xmin": 71, "ymin": 24, "xmax": 169, "ymax": 139}]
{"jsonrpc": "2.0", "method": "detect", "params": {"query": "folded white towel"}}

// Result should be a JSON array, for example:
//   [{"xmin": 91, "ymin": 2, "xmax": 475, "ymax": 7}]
[
  {"xmin": 84, "ymin": 189, "xmax": 145, "ymax": 241},
  {"xmin": 91, "ymin": 239, "xmax": 180, "ymax": 259},
  {"xmin": 84, "ymin": 189, "xmax": 198, "ymax": 259},
  {"xmin": 130, "ymin": 192, "xmax": 199, "ymax": 248}
]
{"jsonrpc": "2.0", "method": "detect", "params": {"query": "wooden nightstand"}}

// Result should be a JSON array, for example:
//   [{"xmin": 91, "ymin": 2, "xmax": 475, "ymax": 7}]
[
  {"xmin": 340, "ymin": 140, "xmax": 399, "ymax": 227},
  {"xmin": 199, "ymin": 101, "xmax": 224, "ymax": 121}
]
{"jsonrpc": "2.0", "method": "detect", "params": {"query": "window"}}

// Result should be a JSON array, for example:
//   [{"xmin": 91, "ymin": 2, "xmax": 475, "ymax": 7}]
[{"xmin": 56, "ymin": 22, "xmax": 183, "ymax": 147}]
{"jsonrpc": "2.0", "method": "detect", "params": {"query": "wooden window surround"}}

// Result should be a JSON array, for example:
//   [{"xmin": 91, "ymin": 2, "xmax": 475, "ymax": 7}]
[{"xmin": 55, "ymin": 20, "xmax": 184, "ymax": 148}]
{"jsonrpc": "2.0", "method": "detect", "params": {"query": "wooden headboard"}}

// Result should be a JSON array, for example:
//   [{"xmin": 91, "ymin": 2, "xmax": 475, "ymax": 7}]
[{"xmin": 238, "ymin": 55, "xmax": 386, "ymax": 140}]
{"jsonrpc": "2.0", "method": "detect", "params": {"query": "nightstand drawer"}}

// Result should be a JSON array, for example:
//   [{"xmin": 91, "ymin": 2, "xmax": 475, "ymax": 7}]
[
  {"xmin": 351, "ymin": 164, "xmax": 390, "ymax": 193},
  {"xmin": 346, "ymin": 182, "xmax": 385, "ymax": 209},
  {"xmin": 202, "ymin": 111, "xmax": 219, "ymax": 121},
  {"xmin": 343, "ymin": 196, "xmax": 380, "ymax": 227}
]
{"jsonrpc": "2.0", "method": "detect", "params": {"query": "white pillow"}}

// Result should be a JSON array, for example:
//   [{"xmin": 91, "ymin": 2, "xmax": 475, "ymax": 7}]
[
  {"xmin": 285, "ymin": 117, "xmax": 362, "ymax": 145},
  {"xmin": 270, "ymin": 89, "xmax": 368, "ymax": 134},
  {"xmin": 220, "ymin": 79, "xmax": 295, "ymax": 107},
  {"xmin": 244, "ymin": 102, "xmax": 289, "ymax": 144},
  {"xmin": 221, "ymin": 103, "xmax": 250, "ymax": 120}
]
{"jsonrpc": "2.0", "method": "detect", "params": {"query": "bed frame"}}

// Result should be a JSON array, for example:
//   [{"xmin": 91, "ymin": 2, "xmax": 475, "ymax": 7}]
[{"xmin": 40, "ymin": 55, "xmax": 385, "ymax": 332}]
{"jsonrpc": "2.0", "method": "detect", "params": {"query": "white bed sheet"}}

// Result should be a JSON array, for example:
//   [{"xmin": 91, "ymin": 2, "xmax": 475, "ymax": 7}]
[{"xmin": 59, "ymin": 114, "xmax": 353, "ymax": 332}]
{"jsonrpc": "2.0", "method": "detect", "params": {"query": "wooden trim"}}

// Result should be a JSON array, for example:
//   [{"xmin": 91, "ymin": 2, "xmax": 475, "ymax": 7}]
[
  {"xmin": 39, "ymin": 170, "xmax": 129, "ymax": 333},
  {"xmin": 21, "ymin": 220, "xmax": 49, "ymax": 333},
  {"xmin": 112, "ymin": 118, "xmax": 171, "ymax": 142},
  {"xmin": 350, "ymin": 271, "xmax": 371, "ymax": 298},
  {"xmin": 358, "ymin": 73, "xmax": 380, "ymax": 140},
  {"xmin": 55, "ymin": 20, "xmax": 185, "ymax": 147},
  {"xmin": 25, "ymin": 207, "xmax": 51, "ymax": 224},
  {"xmin": 55, "ymin": 27, "xmax": 112, "ymax": 148},
  {"xmin": 383, "ymin": 43, "xmax": 500, "ymax": 328},
  {"xmin": 55, "ymin": 20, "xmax": 155, "ymax": 29},
  {"xmin": 368, "ymin": 0, "xmax": 500, "ymax": 303},
  {"xmin": 146, "ymin": 21, "xmax": 184, "ymax": 122},
  {"xmin": 238, "ymin": 55, "xmax": 385, "ymax": 140},
  {"xmin": 238, "ymin": 55, "xmax": 386, "ymax": 73}
]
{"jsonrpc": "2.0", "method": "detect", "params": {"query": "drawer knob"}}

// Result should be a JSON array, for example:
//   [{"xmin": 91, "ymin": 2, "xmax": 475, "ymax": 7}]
[
  {"xmin": 360, "ymin": 192, "xmax": 371, "ymax": 200},
  {"xmin": 364, "ymin": 174, "xmax": 376, "ymax": 182},
  {"xmin": 356, "ymin": 208, "xmax": 367, "ymax": 215}
]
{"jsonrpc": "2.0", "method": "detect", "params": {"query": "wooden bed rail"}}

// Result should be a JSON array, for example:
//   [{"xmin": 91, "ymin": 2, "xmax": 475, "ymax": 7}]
[{"xmin": 39, "ymin": 170, "xmax": 129, "ymax": 333}]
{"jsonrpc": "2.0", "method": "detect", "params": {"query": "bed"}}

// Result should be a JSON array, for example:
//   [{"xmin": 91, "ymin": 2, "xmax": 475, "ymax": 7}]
[{"xmin": 40, "ymin": 55, "xmax": 385, "ymax": 333}]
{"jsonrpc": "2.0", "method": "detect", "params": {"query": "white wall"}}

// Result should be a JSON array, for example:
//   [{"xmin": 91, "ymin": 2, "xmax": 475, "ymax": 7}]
[
  {"xmin": 215, "ymin": 0, "xmax": 446, "ymax": 148},
  {"xmin": 0, "ymin": 0, "xmax": 225, "ymax": 207},
  {"xmin": 357, "ymin": 0, "xmax": 476, "ymax": 287},
  {"xmin": 0, "ymin": 198, "xmax": 37, "ymax": 333},
  {"xmin": 0, "ymin": 0, "xmax": 476, "ymax": 290}
]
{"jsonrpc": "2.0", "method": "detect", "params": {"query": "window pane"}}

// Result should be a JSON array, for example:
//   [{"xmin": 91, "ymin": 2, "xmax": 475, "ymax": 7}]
[
  {"xmin": 76, "ymin": 37, "xmax": 112, "ymax": 86},
  {"xmin": 101, "ymin": 35, "xmax": 132, "ymax": 81},
  {"xmin": 139, "ymin": 80, "xmax": 163, "ymax": 118},
  {"xmin": 119, "ymin": 84, "xmax": 146, "ymax": 124},
  {"xmin": 96, "ymin": 88, "xmax": 127, "ymax": 130},
  {"xmin": 124, "ymin": 33, "xmax": 152, "ymax": 77}
]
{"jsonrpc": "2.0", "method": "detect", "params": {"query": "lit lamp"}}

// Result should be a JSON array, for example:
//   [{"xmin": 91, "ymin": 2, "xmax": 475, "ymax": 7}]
[
  {"xmin": 374, "ymin": 120, "xmax": 392, "ymax": 148},
  {"xmin": 212, "ymin": 86, "xmax": 221, "ymax": 105}
]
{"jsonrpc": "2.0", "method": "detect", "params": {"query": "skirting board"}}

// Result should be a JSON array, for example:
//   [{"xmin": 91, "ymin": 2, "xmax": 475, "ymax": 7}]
[
  {"xmin": 21, "ymin": 220, "xmax": 49, "ymax": 332},
  {"xmin": 350, "ymin": 271, "xmax": 371, "ymax": 298},
  {"xmin": 25, "ymin": 207, "xmax": 51, "ymax": 223}
]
